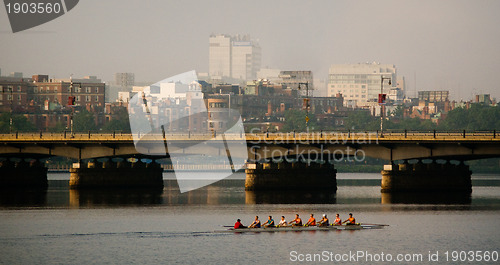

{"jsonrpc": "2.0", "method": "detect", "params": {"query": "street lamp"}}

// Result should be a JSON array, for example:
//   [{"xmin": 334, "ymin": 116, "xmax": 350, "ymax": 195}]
[
  {"xmin": 69, "ymin": 76, "xmax": 75, "ymax": 137},
  {"xmin": 379, "ymin": 76, "xmax": 392, "ymax": 137},
  {"xmin": 67, "ymin": 75, "xmax": 81, "ymax": 137},
  {"xmin": 298, "ymin": 82, "xmax": 310, "ymax": 130},
  {"xmin": 9, "ymin": 86, "xmax": 13, "ymax": 133}
]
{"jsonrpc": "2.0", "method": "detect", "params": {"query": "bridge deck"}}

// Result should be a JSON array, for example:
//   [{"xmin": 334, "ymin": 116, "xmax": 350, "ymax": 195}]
[{"xmin": 0, "ymin": 131, "xmax": 498, "ymax": 142}]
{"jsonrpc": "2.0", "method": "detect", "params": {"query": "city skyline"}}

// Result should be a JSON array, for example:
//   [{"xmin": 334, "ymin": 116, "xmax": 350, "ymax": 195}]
[
  {"xmin": 1, "ymin": 0, "xmax": 499, "ymax": 100},
  {"xmin": 209, "ymin": 34, "xmax": 261, "ymax": 80}
]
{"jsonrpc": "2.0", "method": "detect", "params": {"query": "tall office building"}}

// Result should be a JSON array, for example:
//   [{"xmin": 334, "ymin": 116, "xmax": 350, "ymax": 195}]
[
  {"xmin": 114, "ymin": 73, "xmax": 135, "ymax": 87},
  {"xmin": 327, "ymin": 63, "xmax": 397, "ymax": 107},
  {"xmin": 209, "ymin": 35, "xmax": 232, "ymax": 78},
  {"xmin": 209, "ymin": 34, "xmax": 261, "ymax": 81}
]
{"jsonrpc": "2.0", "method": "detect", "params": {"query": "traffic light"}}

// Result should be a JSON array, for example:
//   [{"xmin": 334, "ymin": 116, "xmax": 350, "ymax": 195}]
[
  {"xmin": 303, "ymin": 98, "xmax": 310, "ymax": 110},
  {"xmin": 378, "ymin": 94, "xmax": 387, "ymax": 104},
  {"xmin": 68, "ymin": 96, "xmax": 76, "ymax": 106}
]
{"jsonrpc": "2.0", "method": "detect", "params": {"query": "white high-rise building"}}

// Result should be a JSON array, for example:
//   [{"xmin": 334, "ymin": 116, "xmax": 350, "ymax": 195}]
[
  {"xmin": 209, "ymin": 34, "xmax": 261, "ymax": 81},
  {"xmin": 327, "ymin": 62, "xmax": 397, "ymax": 107},
  {"xmin": 209, "ymin": 35, "xmax": 232, "ymax": 78}
]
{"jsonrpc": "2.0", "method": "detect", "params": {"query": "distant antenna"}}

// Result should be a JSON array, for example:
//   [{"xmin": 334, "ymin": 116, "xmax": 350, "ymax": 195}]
[{"xmin": 414, "ymin": 71, "xmax": 417, "ymax": 98}]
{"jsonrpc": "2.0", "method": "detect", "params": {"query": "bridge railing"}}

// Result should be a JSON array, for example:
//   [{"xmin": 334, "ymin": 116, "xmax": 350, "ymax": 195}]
[
  {"xmin": 380, "ymin": 129, "xmax": 498, "ymax": 139},
  {"xmin": 0, "ymin": 130, "xmax": 498, "ymax": 141}
]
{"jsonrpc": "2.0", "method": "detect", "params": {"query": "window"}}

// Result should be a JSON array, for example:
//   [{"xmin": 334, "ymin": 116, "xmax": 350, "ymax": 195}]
[
  {"xmin": 76, "ymin": 96, "xmax": 80, "ymax": 101},
  {"xmin": 17, "ymin": 86, "xmax": 22, "ymax": 91},
  {"xmin": 67, "ymin": 87, "xmax": 71, "ymax": 93},
  {"xmin": 39, "ymin": 87, "xmax": 44, "ymax": 93},
  {"xmin": 86, "ymin": 96, "xmax": 91, "ymax": 102},
  {"xmin": 54, "ymin": 87, "xmax": 58, "ymax": 93},
  {"xmin": 18, "ymin": 95, "xmax": 22, "ymax": 101},
  {"xmin": 95, "ymin": 87, "xmax": 99, "ymax": 93},
  {"xmin": 34, "ymin": 87, "xmax": 38, "ymax": 93},
  {"xmin": 86, "ymin": 87, "xmax": 91, "ymax": 93},
  {"xmin": 95, "ymin": 96, "xmax": 99, "ymax": 102}
]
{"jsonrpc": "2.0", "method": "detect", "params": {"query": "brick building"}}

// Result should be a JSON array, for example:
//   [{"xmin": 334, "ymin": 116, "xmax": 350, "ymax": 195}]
[{"xmin": 0, "ymin": 74, "xmax": 106, "ymax": 131}]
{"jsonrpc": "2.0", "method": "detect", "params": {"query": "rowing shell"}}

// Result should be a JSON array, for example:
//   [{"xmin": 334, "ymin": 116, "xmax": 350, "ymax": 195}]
[{"xmin": 215, "ymin": 224, "xmax": 386, "ymax": 233}]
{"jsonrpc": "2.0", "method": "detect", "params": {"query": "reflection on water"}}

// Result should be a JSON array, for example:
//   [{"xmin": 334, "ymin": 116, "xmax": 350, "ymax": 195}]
[
  {"xmin": 2, "ymin": 177, "xmax": 500, "ymax": 208},
  {"xmin": 0, "ymin": 189, "xmax": 47, "ymax": 207},
  {"xmin": 163, "ymin": 186, "xmax": 245, "ymax": 205},
  {"xmin": 245, "ymin": 190, "xmax": 336, "ymax": 204},
  {"xmin": 69, "ymin": 189, "xmax": 163, "ymax": 208},
  {"xmin": 381, "ymin": 192, "xmax": 472, "ymax": 204}
]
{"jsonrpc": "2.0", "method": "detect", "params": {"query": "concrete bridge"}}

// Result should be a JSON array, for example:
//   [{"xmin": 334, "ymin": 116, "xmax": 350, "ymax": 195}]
[
  {"xmin": 1, "ymin": 131, "xmax": 499, "ymax": 191},
  {"xmin": 1, "ymin": 130, "xmax": 499, "ymax": 160}
]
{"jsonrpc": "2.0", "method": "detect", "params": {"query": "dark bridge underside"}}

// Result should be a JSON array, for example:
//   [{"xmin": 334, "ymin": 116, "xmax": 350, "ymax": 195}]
[{"xmin": 1, "ymin": 141, "xmax": 500, "ymax": 162}]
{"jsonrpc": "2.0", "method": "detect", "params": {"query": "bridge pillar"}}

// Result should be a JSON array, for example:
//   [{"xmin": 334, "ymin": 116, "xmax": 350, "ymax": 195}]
[
  {"xmin": 0, "ymin": 159, "xmax": 48, "ymax": 189},
  {"xmin": 69, "ymin": 160, "xmax": 163, "ymax": 189},
  {"xmin": 381, "ymin": 161, "xmax": 472, "ymax": 193},
  {"xmin": 245, "ymin": 161, "xmax": 337, "ymax": 191}
]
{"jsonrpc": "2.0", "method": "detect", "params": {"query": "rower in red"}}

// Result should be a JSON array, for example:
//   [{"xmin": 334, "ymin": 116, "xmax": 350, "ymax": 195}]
[
  {"xmin": 288, "ymin": 214, "xmax": 302, "ymax": 226},
  {"xmin": 234, "ymin": 219, "xmax": 246, "ymax": 229},
  {"xmin": 332, "ymin": 213, "xmax": 342, "ymax": 226}
]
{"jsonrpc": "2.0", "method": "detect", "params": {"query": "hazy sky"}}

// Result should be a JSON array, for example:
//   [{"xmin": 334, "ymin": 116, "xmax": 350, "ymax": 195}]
[{"xmin": 1, "ymin": 0, "xmax": 499, "ymax": 100}]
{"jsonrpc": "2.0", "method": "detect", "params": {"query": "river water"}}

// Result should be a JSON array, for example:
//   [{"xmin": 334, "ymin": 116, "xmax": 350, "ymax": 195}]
[{"xmin": 1, "ymin": 173, "xmax": 500, "ymax": 264}]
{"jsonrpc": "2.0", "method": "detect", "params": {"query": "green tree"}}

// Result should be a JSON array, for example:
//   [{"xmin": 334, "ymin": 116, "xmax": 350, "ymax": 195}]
[
  {"xmin": 344, "ymin": 111, "xmax": 379, "ymax": 131},
  {"xmin": 0, "ymin": 112, "xmax": 37, "ymax": 133},
  {"xmin": 73, "ymin": 110, "xmax": 97, "ymax": 132},
  {"xmin": 281, "ymin": 109, "xmax": 318, "ymax": 132},
  {"xmin": 48, "ymin": 121, "xmax": 67, "ymax": 133},
  {"xmin": 386, "ymin": 117, "xmax": 436, "ymax": 130},
  {"xmin": 439, "ymin": 104, "xmax": 500, "ymax": 130},
  {"xmin": 102, "ymin": 119, "xmax": 131, "ymax": 133},
  {"xmin": 101, "ymin": 107, "xmax": 131, "ymax": 133}
]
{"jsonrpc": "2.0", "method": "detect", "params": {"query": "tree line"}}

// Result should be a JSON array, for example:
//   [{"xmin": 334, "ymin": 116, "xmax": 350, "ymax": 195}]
[
  {"xmin": 281, "ymin": 104, "xmax": 500, "ymax": 132},
  {"xmin": 1, "ymin": 103, "xmax": 498, "ymax": 133},
  {"xmin": 0, "ymin": 108, "xmax": 131, "ymax": 133}
]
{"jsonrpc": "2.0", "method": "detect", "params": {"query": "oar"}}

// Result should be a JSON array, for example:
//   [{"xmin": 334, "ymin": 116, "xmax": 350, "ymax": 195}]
[
  {"xmin": 221, "ymin": 225, "xmax": 234, "ymax": 228},
  {"xmin": 360, "ymin": 223, "xmax": 389, "ymax": 226}
]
